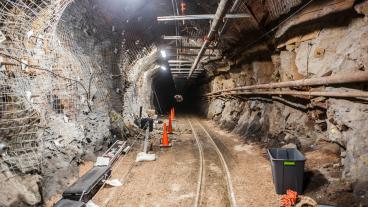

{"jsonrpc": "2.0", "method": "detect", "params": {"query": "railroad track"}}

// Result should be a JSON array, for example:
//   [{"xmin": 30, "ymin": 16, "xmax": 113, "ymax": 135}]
[{"xmin": 187, "ymin": 118, "xmax": 237, "ymax": 207}]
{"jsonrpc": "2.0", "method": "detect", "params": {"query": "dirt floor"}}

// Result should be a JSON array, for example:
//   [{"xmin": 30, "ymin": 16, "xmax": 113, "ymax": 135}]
[
  {"xmin": 44, "ymin": 115, "xmax": 358, "ymax": 207},
  {"xmin": 90, "ymin": 116, "xmax": 280, "ymax": 207},
  {"xmin": 198, "ymin": 119, "xmax": 280, "ymax": 207}
]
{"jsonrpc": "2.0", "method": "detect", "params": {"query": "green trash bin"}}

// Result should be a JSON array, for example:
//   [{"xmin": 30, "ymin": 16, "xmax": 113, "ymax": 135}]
[{"xmin": 267, "ymin": 148, "xmax": 306, "ymax": 195}]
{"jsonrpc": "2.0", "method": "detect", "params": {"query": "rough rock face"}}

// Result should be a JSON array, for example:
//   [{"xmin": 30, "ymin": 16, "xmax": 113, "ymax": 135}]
[
  {"xmin": 279, "ymin": 51, "xmax": 303, "ymax": 81},
  {"xmin": 41, "ymin": 110, "xmax": 110, "ymax": 199},
  {"xmin": 295, "ymin": 18, "xmax": 368, "ymax": 78},
  {"xmin": 218, "ymin": 99, "xmax": 244, "ymax": 130},
  {"xmin": 0, "ymin": 0, "xmax": 124, "ymax": 205},
  {"xmin": 232, "ymin": 102, "xmax": 250, "ymax": 135},
  {"xmin": 0, "ymin": 173, "xmax": 42, "ymax": 206},
  {"xmin": 252, "ymin": 61, "xmax": 274, "ymax": 84},
  {"xmin": 35, "ymin": 1, "xmax": 114, "ymax": 201},
  {"xmin": 211, "ymin": 76, "xmax": 226, "ymax": 91},
  {"xmin": 207, "ymin": 99, "xmax": 225, "ymax": 120},
  {"xmin": 327, "ymin": 99, "xmax": 368, "ymax": 182},
  {"xmin": 201, "ymin": 12, "xmax": 368, "ymax": 206},
  {"xmin": 228, "ymin": 98, "xmax": 314, "ymax": 147},
  {"xmin": 210, "ymin": 75, "xmax": 236, "ymax": 91}
]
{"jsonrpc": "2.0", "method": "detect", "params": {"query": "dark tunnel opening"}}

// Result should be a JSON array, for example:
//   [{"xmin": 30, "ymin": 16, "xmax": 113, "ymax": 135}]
[
  {"xmin": 151, "ymin": 69, "xmax": 176, "ymax": 115},
  {"xmin": 173, "ymin": 81, "xmax": 204, "ymax": 115},
  {"xmin": 151, "ymin": 70, "xmax": 204, "ymax": 116}
]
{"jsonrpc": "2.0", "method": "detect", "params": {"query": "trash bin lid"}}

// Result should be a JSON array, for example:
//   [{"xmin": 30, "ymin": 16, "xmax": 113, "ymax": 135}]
[{"xmin": 268, "ymin": 148, "xmax": 306, "ymax": 161}]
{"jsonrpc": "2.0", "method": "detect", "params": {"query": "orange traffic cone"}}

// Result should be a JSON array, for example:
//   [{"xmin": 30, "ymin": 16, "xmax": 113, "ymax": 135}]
[
  {"xmin": 160, "ymin": 123, "xmax": 171, "ymax": 147},
  {"xmin": 171, "ymin": 107, "xmax": 175, "ymax": 120},
  {"xmin": 168, "ymin": 114, "xmax": 173, "ymax": 134}
]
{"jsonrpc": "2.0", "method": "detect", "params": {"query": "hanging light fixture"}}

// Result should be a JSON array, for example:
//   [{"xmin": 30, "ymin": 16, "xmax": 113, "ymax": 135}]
[{"xmin": 160, "ymin": 50, "xmax": 167, "ymax": 58}]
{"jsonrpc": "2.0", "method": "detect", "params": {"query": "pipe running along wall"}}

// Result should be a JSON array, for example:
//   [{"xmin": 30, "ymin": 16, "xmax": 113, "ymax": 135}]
[
  {"xmin": 206, "ymin": 71, "xmax": 368, "ymax": 96},
  {"xmin": 208, "ymin": 90, "xmax": 368, "ymax": 99}
]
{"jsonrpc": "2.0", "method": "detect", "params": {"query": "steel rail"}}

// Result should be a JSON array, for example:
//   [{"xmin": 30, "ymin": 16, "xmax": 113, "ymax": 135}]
[
  {"xmin": 196, "ymin": 120, "xmax": 238, "ymax": 207},
  {"xmin": 188, "ymin": 117, "xmax": 238, "ymax": 207},
  {"xmin": 187, "ymin": 119, "xmax": 204, "ymax": 207}
]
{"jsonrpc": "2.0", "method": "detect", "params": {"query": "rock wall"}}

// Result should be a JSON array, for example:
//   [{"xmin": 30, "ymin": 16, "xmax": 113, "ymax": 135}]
[
  {"xmin": 0, "ymin": 0, "xmax": 132, "ymax": 205},
  {"xmin": 201, "ymin": 10, "xmax": 368, "ymax": 205}
]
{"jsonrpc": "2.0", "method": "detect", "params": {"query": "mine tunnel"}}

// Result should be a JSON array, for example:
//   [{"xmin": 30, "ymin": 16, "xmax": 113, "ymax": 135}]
[{"xmin": 1, "ymin": 0, "xmax": 368, "ymax": 206}]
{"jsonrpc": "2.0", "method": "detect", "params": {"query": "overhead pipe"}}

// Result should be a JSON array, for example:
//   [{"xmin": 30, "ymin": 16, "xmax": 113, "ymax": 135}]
[
  {"xmin": 188, "ymin": 0, "xmax": 232, "ymax": 78},
  {"xmin": 218, "ymin": 0, "xmax": 242, "ymax": 36},
  {"xmin": 206, "ymin": 71, "xmax": 368, "ymax": 95},
  {"xmin": 207, "ymin": 90, "xmax": 368, "ymax": 99}
]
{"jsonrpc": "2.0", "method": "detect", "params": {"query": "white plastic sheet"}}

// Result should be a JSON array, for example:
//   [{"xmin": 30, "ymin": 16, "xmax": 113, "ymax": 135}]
[
  {"xmin": 86, "ymin": 200, "xmax": 100, "ymax": 207},
  {"xmin": 105, "ymin": 179, "xmax": 123, "ymax": 187},
  {"xmin": 95, "ymin": 156, "xmax": 110, "ymax": 166},
  {"xmin": 135, "ymin": 152, "xmax": 156, "ymax": 162}
]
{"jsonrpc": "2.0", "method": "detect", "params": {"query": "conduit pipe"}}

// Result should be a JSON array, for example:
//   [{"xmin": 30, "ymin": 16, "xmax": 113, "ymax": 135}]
[
  {"xmin": 218, "ymin": 0, "xmax": 242, "ymax": 36},
  {"xmin": 207, "ymin": 71, "xmax": 368, "ymax": 95},
  {"xmin": 188, "ymin": 0, "xmax": 232, "ymax": 78},
  {"xmin": 207, "ymin": 90, "xmax": 368, "ymax": 99}
]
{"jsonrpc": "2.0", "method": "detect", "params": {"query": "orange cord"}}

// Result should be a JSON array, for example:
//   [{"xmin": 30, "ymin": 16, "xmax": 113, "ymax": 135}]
[{"xmin": 280, "ymin": 190, "xmax": 298, "ymax": 207}]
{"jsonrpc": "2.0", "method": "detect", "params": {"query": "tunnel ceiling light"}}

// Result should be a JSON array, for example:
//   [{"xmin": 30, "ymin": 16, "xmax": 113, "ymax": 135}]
[
  {"xmin": 161, "ymin": 65, "xmax": 167, "ymax": 71},
  {"xmin": 160, "ymin": 50, "xmax": 167, "ymax": 58}
]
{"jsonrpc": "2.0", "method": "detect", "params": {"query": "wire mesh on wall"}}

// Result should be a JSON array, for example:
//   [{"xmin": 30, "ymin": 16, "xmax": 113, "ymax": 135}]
[
  {"xmin": 0, "ymin": 72, "xmax": 41, "ymax": 173},
  {"xmin": 0, "ymin": 0, "xmax": 76, "ymax": 174},
  {"xmin": 266, "ymin": 0, "xmax": 303, "ymax": 21},
  {"xmin": 0, "ymin": 0, "xmax": 161, "ymax": 174}
]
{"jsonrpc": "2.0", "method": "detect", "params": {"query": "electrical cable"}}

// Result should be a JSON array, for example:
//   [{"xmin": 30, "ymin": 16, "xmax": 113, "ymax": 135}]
[{"xmin": 153, "ymin": 89, "xmax": 163, "ymax": 115}]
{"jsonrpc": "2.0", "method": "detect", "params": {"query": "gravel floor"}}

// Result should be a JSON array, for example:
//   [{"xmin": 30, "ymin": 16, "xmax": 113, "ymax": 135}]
[{"xmin": 91, "ymin": 116, "xmax": 280, "ymax": 207}]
